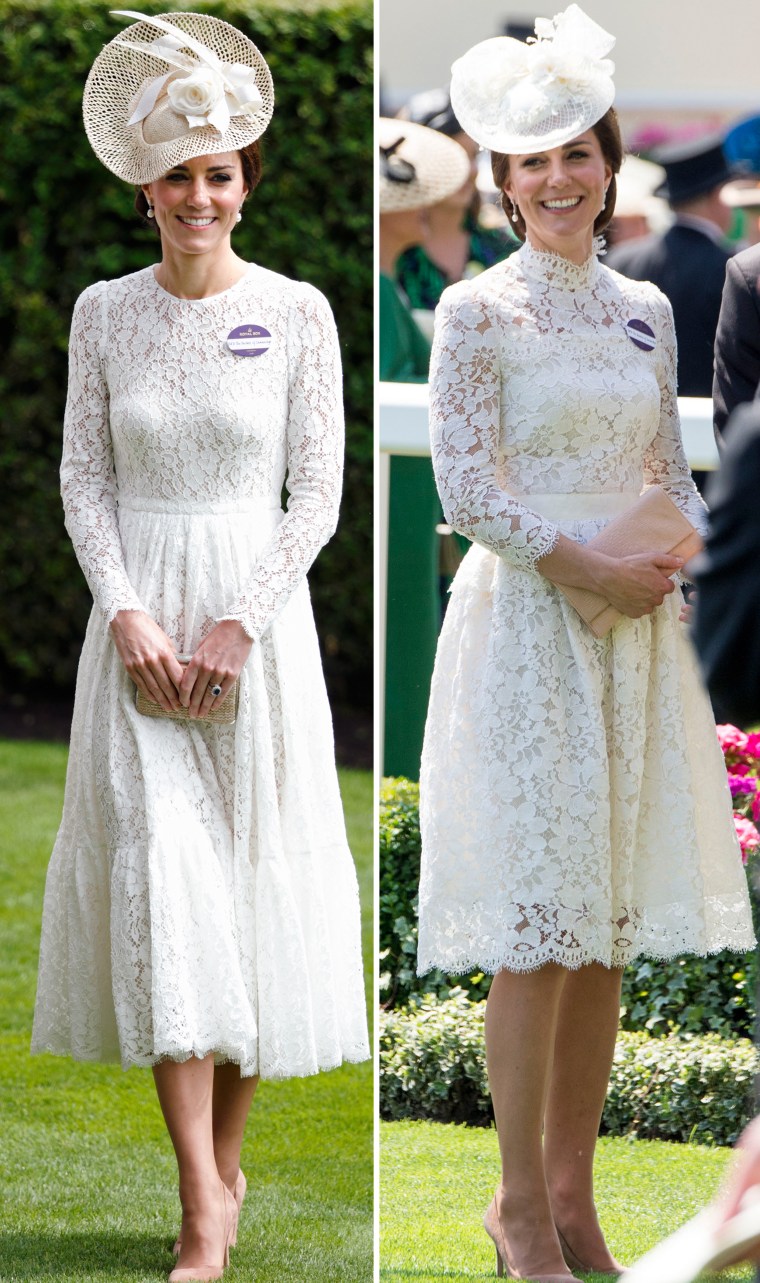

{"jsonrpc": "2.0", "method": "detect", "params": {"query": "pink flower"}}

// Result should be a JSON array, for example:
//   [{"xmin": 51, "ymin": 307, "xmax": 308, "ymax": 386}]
[
  {"xmin": 753, "ymin": 793, "xmax": 760, "ymax": 824},
  {"xmin": 729, "ymin": 773, "xmax": 758, "ymax": 796},
  {"xmin": 734, "ymin": 814, "xmax": 760, "ymax": 864},
  {"xmin": 731, "ymin": 763, "xmax": 754, "ymax": 778},
  {"xmin": 746, "ymin": 733, "xmax": 760, "ymax": 760},
  {"xmin": 718, "ymin": 724, "xmax": 749, "ymax": 754}
]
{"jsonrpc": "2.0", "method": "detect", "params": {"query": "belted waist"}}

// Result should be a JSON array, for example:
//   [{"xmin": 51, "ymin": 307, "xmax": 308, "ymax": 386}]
[
  {"xmin": 117, "ymin": 494, "xmax": 283, "ymax": 516},
  {"xmin": 509, "ymin": 491, "xmax": 640, "ymax": 521}
]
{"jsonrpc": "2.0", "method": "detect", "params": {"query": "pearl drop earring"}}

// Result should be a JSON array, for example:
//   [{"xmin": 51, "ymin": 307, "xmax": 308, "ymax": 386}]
[
  {"xmin": 510, "ymin": 200, "xmax": 519, "ymax": 224},
  {"xmin": 236, "ymin": 207, "xmax": 243, "ymax": 224},
  {"xmin": 146, "ymin": 204, "xmax": 154, "ymax": 218}
]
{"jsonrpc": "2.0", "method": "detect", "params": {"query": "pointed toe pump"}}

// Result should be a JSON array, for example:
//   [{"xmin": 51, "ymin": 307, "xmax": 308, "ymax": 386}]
[
  {"xmin": 168, "ymin": 1184, "xmax": 236, "ymax": 1283},
  {"xmin": 484, "ymin": 1197, "xmax": 584, "ymax": 1282}
]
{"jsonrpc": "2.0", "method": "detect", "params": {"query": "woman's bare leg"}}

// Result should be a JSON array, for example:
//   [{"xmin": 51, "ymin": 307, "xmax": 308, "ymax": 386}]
[
  {"xmin": 484, "ymin": 964, "xmax": 572, "ymax": 1276},
  {"xmin": 211, "ymin": 1063, "xmax": 259, "ymax": 1190},
  {"xmin": 543, "ymin": 963, "xmax": 623, "ymax": 1270},
  {"xmin": 153, "ymin": 1055, "xmax": 228, "ymax": 1269}
]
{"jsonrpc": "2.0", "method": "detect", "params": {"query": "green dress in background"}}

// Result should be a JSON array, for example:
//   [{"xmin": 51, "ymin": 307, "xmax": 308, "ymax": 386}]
[{"xmin": 380, "ymin": 273, "xmax": 440, "ymax": 780}]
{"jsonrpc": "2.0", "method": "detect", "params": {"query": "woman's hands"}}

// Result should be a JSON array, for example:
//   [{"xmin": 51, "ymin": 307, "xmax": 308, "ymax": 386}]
[
  {"xmin": 178, "ymin": 619, "xmax": 253, "ymax": 718},
  {"xmin": 538, "ymin": 534, "xmax": 683, "ymax": 620},
  {"xmin": 110, "ymin": 613, "xmax": 253, "ymax": 718},
  {"xmin": 593, "ymin": 551, "xmax": 683, "ymax": 618},
  {"xmin": 110, "ymin": 610, "xmax": 185, "ymax": 713}
]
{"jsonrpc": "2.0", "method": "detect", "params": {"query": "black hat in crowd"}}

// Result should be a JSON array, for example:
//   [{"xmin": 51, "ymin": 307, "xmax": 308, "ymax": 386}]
[
  {"xmin": 652, "ymin": 134, "xmax": 733, "ymax": 204},
  {"xmin": 397, "ymin": 87, "xmax": 462, "ymax": 137}
]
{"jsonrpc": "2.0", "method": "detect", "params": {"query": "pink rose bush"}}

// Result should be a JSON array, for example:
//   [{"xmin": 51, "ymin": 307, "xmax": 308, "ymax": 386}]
[{"xmin": 717, "ymin": 725, "xmax": 760, "ymax": 862}]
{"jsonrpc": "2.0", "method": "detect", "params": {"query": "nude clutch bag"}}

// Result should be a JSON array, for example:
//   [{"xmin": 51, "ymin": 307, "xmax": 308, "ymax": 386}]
[
  {"xmin": 552, "ymin": 486, "xmax": 704, "ymax": 638},
  {"xmin": 134, "ymin": 656, "xmax": 239, "ymax": 724}
]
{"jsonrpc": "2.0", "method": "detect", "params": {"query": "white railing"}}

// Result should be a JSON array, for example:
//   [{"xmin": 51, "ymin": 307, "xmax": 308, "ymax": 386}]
[{"xmin": 379, "ymin": 384, "xmax": 717, "ymax": 765}]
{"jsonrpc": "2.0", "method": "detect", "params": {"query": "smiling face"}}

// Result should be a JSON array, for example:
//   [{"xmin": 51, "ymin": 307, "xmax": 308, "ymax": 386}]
[
  {"xmin": 504, "ymin": 130, "xmax": 612, "ymax": 262},
  {"xmin": 142, "ymin": 151, "xmax": 248, "ymax": 256}
]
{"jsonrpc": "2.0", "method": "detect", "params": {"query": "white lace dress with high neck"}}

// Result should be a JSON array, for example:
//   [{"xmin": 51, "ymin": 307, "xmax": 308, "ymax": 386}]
[
  {"xmin": 31, "ymin": 264, "xmax": 369, "ymax": 1077},
  {"xmin": 417, "ymin": 241, "xmax": 755, "ymax": 976}
]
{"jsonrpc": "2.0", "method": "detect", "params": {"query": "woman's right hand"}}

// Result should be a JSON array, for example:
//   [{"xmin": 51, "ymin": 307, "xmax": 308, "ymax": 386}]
[
  {"xmin": 109, "ymin": 610, "xmax": 185, "ymax": 713},
  {"xmin": 594, "ymin": 551, "xmax": 684, "ymax": 618}
]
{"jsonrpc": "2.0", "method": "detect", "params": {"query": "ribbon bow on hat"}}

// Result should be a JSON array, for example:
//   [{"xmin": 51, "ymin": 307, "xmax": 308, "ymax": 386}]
[
  {"xmin": 113, "ymin": 9, "xmax": 264, "ymax": 133},
  {"xmin": 450, "ymin": 3, "xmax": 615, "ymax": 156}
]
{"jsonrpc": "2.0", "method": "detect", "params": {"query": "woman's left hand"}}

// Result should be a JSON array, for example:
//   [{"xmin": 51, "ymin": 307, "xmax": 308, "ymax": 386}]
[{"xmin": 179, "ymin": 619, "xmax": 253, "ymax": 718}]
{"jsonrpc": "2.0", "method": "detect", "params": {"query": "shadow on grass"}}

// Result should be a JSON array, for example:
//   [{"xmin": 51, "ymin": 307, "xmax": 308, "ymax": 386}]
[{"xmin": 0, "ymin": 1231, "xmax": 174, "ymax": 1278}]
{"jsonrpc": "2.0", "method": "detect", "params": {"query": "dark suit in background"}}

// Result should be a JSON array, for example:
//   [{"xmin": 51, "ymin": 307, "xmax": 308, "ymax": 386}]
[
  {"xmin": 713, "ymin": 243, "xmax": 760, "ymax": 441},
  {"xmin": 692, "ymin": 402, "xmax": 760, "ymax": 726},
  {"xmin": 607, "ymin": 222, "xmax": 731, "ymax": 397}
]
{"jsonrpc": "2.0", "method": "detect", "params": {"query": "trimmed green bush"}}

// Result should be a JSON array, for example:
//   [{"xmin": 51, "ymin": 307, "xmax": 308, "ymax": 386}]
[
  {"xmin": 379, "ymin": 992, "xmax": 758, "ymax": 1145},
  {"xmin": 0, "ymin": 0, "xmax": 371, "ymax": 706},
  {"xmin": 380, "ymin": 777, "xmax": 757, "ymax": 1037}
]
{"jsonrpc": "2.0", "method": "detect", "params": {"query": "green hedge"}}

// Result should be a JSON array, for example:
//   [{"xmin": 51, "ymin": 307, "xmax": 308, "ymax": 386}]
[
  {"xmin": 0, "ymin": 0, "xmax": 371, "ymax": 706},
  {"xmin": 380, "ymin": 991, "xmax": 759, "ymax": 1145},
  {"xmin": 380, "ymin": 777, "xmax": 757, "ymax": 1037}
]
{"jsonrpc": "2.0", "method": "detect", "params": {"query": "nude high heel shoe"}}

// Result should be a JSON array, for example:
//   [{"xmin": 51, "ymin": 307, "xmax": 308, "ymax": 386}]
[
  {"xmin": 168, "ymin": 1183, "xmax": 236, "ymax": 1283},
  {"xmin": 483, "ymin": 1196, "xmax": 584, "ymax": 1282},
  {"xmin": 173, "ymin": 1170, "xmax": 246, "ymax": 1256},
  {"xmin": 556, "ymin": 1225, "xmax": 624, "ymax": 1276}
]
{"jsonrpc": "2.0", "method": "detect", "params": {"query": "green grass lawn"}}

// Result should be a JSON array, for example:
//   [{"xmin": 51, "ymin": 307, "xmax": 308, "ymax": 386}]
[
  {"xmin": 0, "ymin": 741, "xmax": 372, "ymax": 1282},
  {"xmin": 381, "ymin": 1120, "xmax": 756, "ymax": 1282}
]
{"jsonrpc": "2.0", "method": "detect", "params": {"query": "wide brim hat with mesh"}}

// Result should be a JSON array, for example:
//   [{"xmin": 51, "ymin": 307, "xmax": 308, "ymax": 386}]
[
  {"xmin": 83, "ymin": 10, "xmax": 274, "ymax": 185},
  {"xmin": 450, "ymin": 3, "xmax": 615, "ymax": 156},
  {"xmin": 379, "ymin": 118, "xmax": 471, "ymax": 213}
]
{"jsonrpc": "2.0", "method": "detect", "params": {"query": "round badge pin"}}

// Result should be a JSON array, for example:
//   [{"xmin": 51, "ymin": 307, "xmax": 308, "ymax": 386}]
[
  {"xmin": 625, "ymin": 318, "xmax": 656, "ymax": 352},
  {"xmin": 226, "ymin": 323, "xmax": 272, "ymax": 357}
]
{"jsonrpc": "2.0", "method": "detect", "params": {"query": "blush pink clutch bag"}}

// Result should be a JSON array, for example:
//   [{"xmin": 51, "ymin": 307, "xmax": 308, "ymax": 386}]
[{"xmin": 552, "ymin": 486, "xmax": 704, "ymax": 638}]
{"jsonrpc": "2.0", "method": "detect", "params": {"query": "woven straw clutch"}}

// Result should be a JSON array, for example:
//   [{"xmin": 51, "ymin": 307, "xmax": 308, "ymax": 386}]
[{"xmin": 134, "ymin": 656, "xmax": 239, "ymax": 724}]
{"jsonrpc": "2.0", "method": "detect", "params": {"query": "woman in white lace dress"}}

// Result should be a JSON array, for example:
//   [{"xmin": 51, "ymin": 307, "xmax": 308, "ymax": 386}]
[
  {"xmin": 417, "ymin": 9, "xmax": 753, "ymax": 1281},
  {"xmin": 31, "ymin": 13, "xmax": 368, "ymax": 1282}
]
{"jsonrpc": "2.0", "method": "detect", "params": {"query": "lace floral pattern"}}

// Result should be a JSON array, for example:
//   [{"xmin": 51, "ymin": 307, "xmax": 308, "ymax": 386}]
[
  {"xmin": 418, "ymin": 243, "xmax": 755, "ymax": 975},
  {"xmin": 32, "ymin": 266, "xmax": 369, "ymax": 1077}
]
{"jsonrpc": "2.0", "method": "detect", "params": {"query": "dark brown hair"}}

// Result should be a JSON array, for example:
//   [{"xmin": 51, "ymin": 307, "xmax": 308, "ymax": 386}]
[
  {"xmin": 134, "ymin": 140, "xmax": 263, "ymax": 231},
  {"xmin": 491, "ymin": 107, "xmax": 623, "ymax": 241}
]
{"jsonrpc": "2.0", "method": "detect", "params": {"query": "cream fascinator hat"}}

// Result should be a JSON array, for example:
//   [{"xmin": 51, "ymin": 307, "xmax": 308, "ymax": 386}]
[
  {"xmin": 379, "ymin": 118, "xmax": 471, "ymax": 213},
  {"xmin": 83, "ymin": 10, "xmax": 274, "ymax": 184},
  {"xmin": 450, "ymin": 3, "xmax": 615, "ymax": 155}
]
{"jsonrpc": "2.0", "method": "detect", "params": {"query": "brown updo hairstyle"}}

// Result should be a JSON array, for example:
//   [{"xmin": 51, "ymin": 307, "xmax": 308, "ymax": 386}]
[
  {"xmin": 134, "ymin": 139, "xmax": 263, "ymax": 231},
  {"xmin": 491, "ymin": 107, "xmax": 623, "ymax": 241}
]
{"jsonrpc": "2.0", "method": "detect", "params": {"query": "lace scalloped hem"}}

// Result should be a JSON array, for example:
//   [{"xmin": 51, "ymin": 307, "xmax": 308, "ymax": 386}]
[
  {"xmin": 29, "ymin": 1038, "xmax": 371, "ymax": 1081},
  {"xmin": 417, "ymin": 932, "xmax": 756, "ymax": 978}
]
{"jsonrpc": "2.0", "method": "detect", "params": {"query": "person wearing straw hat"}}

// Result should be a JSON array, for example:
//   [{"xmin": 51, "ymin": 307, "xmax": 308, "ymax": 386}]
[
  {"xmin": 379, "ymin": 118, "xmax": 469, "ymax": 779},
  {"xmin": 379, "ymin": 116, "xmax": 470, "ymax": 381},
  {"xmin": 416, "ymin": 6, "xmax": 754, "ymax": 1280},
  {"xmin": 30, "ymin": 12, "xmax": 369, "ymax": 1282}
]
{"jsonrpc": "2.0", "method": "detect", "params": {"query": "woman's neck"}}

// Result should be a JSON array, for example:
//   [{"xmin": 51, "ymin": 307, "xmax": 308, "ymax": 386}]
[
  {"xmin": 525, "ymin": 228, "xmax": 594, "ymax": 266},
  {"xmin": 154, "ymin": 246, "xmax": 249, "ymax": 300}
]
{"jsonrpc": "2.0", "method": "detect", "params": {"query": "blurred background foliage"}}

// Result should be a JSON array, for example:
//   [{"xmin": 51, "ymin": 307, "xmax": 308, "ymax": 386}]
[{"xmin": 0, "ymin": 0, "xmax": 372, "ymax": 710}]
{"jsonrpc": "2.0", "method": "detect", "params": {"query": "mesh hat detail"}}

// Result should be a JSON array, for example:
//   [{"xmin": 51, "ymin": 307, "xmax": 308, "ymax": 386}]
[
  {"xmin": 83, "ymin": 10, "xmax": 274, "ymax": 184},
  {"xmin": 450, "ymin": 4, "xmax": 615, "ymax": 156},
  {"xmin": 379, "ymin": 118, "xmax": 471, "ymax": 213}
]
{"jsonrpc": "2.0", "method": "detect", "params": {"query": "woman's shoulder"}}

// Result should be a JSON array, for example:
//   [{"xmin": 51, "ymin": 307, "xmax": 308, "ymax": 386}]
[
  {"xmin": 601, "ymin": 261, "xmax": 672, "ymax": 315},
  {"xmin": 436, "ymin": 258, "xmax": 518, "ymax": 326},
  {"xmin": 240, "ymin": 263, "xmax": 333, "ymax": 312}
]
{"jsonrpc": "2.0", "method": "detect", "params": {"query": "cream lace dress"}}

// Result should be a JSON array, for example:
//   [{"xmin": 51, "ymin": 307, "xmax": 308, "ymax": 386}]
[
  {"xmin": 418, "ymin": 242, "xmax": 755, "ymax": 976},
  {"xmin": 31, "ymin": 264, "xmax": 369, "ymax": 1078}
]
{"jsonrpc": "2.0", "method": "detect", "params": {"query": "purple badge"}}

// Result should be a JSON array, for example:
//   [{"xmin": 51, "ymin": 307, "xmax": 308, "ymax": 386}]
[
  {"xmin": 226, "ymin": 323, "xmax": 271, "ymax": 357},
  {"xmin": 625, "ymin": 318, "xmax": 656, "ymax": 352}
]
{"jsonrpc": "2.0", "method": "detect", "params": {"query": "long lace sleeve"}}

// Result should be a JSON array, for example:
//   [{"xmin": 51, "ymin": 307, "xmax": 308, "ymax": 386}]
[
  {"xmin": 429, "ymin": 288, "xmax": 560, "ymax": 569},
  {"xmin": 219, "ymin": 286, "xmax": 343, "ymax": 640},
  {"xmin": 60, "ymin": 284, "xmax": 147, "ymax": 622},
  {"xmin": 643, "ymin": 291, "xmax": 708, "ymax": 536}
]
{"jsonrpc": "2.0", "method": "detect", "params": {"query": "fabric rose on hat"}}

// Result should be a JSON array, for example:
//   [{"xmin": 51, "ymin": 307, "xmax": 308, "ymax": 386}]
[{"xmin": 168, "ymin": 67, "xmax": 226, "ymax": 129}]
